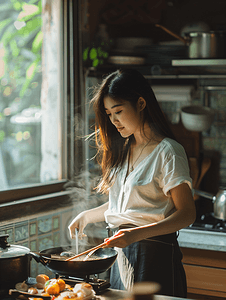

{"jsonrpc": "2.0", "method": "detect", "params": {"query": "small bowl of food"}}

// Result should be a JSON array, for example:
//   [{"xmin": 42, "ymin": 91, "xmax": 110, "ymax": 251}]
[{"xmin": 181, "ymin": 105, "xmax": 215, "ymax": 132}]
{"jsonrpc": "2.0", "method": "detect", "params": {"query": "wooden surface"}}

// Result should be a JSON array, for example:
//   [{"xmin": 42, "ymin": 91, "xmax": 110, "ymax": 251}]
[
  {"xmin": 181, "ymin": 247, "xmax": 226, "ymax": 299},
  {"xmin": 97, "ymin": 288, "xmax": 190, "ymax": 300}
]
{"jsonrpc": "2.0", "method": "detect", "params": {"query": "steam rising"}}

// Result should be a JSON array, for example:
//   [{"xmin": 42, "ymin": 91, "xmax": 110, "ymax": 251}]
[{"xmin": 65, "ymin": 170, "xmax": 108, "ymax": 250}]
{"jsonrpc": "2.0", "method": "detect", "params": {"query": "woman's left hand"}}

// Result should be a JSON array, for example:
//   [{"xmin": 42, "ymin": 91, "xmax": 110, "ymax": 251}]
[{"xmin": 104, "ymin": 229, "xmax": 137, "ymax": 248}]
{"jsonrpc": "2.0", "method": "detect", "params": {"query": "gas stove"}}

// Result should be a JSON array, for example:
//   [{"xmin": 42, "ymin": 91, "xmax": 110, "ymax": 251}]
[
  {"xmin": 188, "ymin": 213, "xmax": 226, "ymax": 232},
  {"xmin": 57, "ymin": 275, "xmax": 110, "ymax": 294}
]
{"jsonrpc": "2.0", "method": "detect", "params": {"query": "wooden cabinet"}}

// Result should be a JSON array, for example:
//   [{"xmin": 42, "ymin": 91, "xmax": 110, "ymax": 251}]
[{"xmin": 180, "ymin": 247, "xmax": 226, "ymax": 299}]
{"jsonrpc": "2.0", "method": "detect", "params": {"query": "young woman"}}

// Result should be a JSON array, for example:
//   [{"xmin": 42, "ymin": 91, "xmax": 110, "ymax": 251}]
[{"xmin": 68, "ymin": 69, "xmax": 196, "ymax": 297}]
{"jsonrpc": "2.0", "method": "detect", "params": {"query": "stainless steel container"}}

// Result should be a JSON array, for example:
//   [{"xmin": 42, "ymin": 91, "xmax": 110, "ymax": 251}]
[
  {"xmin": 156, "ymin": 24, "xmax": 226, "ymax": 59},
  {"xmin": 194, "ymin": 189, "xmax": 226, "ymax": 221},
  {"xmin": 186, "ymin": 31, "xmax": 226, "ymax": 58}
]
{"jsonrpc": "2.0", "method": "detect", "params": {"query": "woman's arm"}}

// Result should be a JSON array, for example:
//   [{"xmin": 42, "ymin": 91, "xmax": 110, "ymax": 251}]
[
  {"xmin": 104, "ymin": 183, "xmax": 196, "ymax": 248},
  {"xmin": 68, "ymin": 201, "xmax": 109, "ymax": 239}
]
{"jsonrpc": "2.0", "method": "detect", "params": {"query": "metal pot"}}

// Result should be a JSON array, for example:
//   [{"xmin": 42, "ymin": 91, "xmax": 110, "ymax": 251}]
[
  {"xmin": 30, "ymin": 246, "xmax": 118, "ymax": 277},
  {"xmin": 0, "ymin": 234, "xmax": 30, "ymax": 290},
  {"xmin": 156, "ymin": 24, "xmax": 226, "ymax": 59},
  {"xmin": 194, "ymin": 189, "xmax": 226, "ymax": 220}
]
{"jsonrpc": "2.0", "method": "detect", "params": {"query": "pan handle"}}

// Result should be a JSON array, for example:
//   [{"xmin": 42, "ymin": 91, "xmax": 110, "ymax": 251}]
[
  {"xmin": 155, "ymin": 24, "xmax": 189, "ymax": 45},
  {"xmin": 194, "ymin": 189, "xmax": 216, "ymax": 202},
  {"xmin": 29, "ymin": 251, "xmax": 50, "ymax": 266},
  {"xmin": 9, "ymin": 289, "xmax": 51, "ymax": 299}
]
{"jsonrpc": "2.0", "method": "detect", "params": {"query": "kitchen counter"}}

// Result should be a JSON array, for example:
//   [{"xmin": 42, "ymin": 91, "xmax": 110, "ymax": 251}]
[
  {"xmin": 177, "ymin": 229, "xmax": 226, "ymax": 298},
  {"xmin": 178, "ymin": 228, "xmax": 226, "ymax": 252},
  {"xmin": 98, "ymin": 288, "xmax": 190, "ymax": 300},
  {"xmin": 2, "ymin": 290, "xmax": 190, "ymax": 300}
]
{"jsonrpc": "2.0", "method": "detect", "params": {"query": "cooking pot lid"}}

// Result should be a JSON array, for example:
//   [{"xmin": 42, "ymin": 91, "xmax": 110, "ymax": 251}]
[
  {"xmin": 0, "ymin": 244, "xmax": 30, "ymax": 258},
  {"xmin": 0, "ymin": 234, "xmax": 30, "ymax": 258}
]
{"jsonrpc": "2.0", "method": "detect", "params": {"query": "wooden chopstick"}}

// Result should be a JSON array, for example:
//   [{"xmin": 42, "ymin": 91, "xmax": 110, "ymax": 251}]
[
  {"xmin": 65, "ymin": 241, "xmax": 107, "ymax": 261},
  {"xmin": 65, "ymin": 233, "xmax": 124, "ymax": 261}
]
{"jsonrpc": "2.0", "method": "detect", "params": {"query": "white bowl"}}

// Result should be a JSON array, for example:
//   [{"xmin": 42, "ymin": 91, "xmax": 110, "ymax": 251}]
[{"xmin": 181, "ymin": 105, "xmax": 215, "ymax": 132}]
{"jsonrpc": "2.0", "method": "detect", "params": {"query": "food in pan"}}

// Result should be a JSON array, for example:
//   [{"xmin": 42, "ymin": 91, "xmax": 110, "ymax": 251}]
[
  {"xmin": 70, "ymin": 255, "xmax": 100, "ymax": 261},
  {"xmin": 51, "ymin": 254, "xmax": 100, "ymax": 261}
]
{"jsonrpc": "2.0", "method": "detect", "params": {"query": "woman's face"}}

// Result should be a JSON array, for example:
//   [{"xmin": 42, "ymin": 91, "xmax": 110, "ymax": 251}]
[{"xmin": 104, "ymin": 96, "xmax": 143, "ymax": 138}]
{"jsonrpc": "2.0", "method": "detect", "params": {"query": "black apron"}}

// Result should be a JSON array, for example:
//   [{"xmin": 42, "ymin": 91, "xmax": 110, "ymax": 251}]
[{"xmin": 108, "ymin": 227, "xmax": 187, "ymax": 298}]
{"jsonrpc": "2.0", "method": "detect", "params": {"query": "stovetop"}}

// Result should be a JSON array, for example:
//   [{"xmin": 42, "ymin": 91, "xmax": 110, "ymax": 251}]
[
  {"xmin": 187, "ymin": 213, "xmax": 226, "ymax": 232},
  {"xmin": 58, "ymin": 275, "xmax": 110, "ymax": 293}
]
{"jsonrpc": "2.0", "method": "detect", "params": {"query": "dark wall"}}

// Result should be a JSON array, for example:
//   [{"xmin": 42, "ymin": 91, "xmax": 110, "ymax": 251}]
[{"xmin": 87, "ymin": 0, "xmax": 226, "ymax": 43}]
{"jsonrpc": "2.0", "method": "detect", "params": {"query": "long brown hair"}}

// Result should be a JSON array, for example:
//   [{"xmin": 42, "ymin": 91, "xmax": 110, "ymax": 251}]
[{"xmin": 91, "ymin": 69, "xmax": 176, "ymax": 193}]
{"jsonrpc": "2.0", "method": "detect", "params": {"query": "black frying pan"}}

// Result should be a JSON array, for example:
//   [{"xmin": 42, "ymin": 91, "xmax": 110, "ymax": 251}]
[{"xmin": 30, "ymin": 246, "xmax": 117, "ymax": 277}]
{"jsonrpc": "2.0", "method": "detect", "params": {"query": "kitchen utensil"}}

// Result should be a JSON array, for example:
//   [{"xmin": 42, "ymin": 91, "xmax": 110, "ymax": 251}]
[
  {"xmin": 66, "ymin": 233, "xmax": 124, "ymax": 262},
  {"xmin": 30, "ymin": 246, "xmax": 118, "ymax": 277},
  {"xmin": 156, "ymin": 24, "xmax": 226, "ymax": 59},
  {"xmin": 194, "ymin": 188, "xmax": 226, "ymax": 220},
  {"xmin": 181, "ymin": 105, "xmax": 215, "ymax": 132},
  {"xmin": 0, "ymin": 234, "xmax": 30, "ymax": 291},
  {"xmin": 66, "ymin": 241, "xmax": 108, "ymax": 261},
  {"xmin": 83, "ymin": 248, "xmax": 98, "ymax": 261},
  {"xmin": 189, "ymin": 157, "xmax": 199, "ymax": 188},
  {"xmin": 75, "ymin": 228, "xmax": 79, "ymax": 254},
  {"xmin": 193, "ymin": 157, "xmax": 211, "ymax": 201},
  {"xmin": 9, "ymin": 289, "xmax": 51, "ymax": 299},
  {"xmin": 195, "ymin": 157, "xmax": 211, "ymax": 189}
]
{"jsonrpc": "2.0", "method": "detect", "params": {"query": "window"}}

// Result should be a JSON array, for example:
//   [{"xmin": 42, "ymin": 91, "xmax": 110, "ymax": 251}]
[
  {"xmin": 0, "ymin": 0, "xmax": 63, "ymax": 191},
  {"xmin": 0, "ymin": 0, "xmax": 84, "ymax": 208}
]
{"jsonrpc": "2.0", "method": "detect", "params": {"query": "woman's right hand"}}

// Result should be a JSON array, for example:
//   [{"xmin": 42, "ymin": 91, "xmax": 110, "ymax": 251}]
[
  {"xmin": 68, "ymin": 202, "xmax": 109, "ymax": 239},
  {"xmin": 68, "ymin": 211, "xmax": 88, "ymax": 239}
]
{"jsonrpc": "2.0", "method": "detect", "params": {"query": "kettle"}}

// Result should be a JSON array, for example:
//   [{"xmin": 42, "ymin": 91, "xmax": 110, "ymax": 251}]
[{"xmin": 194, "ymin": 189, "xmax": 226, "ymax": 221}]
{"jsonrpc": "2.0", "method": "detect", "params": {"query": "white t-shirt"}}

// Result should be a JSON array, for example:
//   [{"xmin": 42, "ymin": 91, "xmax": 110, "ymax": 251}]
[{"xmin": 104, "ymin": 138, "xmax": 192, "ymax": 229}]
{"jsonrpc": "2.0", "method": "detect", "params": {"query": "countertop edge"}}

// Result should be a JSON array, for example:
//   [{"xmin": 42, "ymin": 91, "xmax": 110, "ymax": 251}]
[{"xmin": 178, "ymin": 228, "xmax": 226, "ymax": 252}]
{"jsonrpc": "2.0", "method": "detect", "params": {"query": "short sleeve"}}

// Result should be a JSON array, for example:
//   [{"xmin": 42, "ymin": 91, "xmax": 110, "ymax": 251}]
[{"xmin": 159, "ymin": 151, "xmax": 192, "ymax": 197}]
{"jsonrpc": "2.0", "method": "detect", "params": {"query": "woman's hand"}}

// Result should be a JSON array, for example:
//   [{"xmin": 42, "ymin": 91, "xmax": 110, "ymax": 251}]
[
  {"xmin": 68, "ymin": 211, "xmax": 88, "ymax": 240},
  {"xmin": 104, "ymin": 229, "xmax": 139, "ymax": 248},
  {"xmin": 68, "ymin": 202, "xmax": 109, "ymax": 240}
]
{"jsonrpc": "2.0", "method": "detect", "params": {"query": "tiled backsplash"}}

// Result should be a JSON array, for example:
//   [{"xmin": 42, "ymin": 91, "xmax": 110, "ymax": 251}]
[
  {"xmin": 0, "ymin": 207, "xmax": 73, "ymax": 278},
  {"xmin": 0, "ymin": 202, "xmax": 108, "ymax": 280}
]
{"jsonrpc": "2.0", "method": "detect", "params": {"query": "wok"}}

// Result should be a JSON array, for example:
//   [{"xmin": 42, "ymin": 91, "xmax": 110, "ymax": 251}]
[{"xmin": 30, "ymin": 246, "xmax": 118, "ymax": 277}]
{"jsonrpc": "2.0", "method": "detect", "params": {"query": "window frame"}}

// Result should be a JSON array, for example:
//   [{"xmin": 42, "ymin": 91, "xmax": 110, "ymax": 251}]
[{"xmin": 0, "ymin": 0, "xmax": 84, "ymax": 208}]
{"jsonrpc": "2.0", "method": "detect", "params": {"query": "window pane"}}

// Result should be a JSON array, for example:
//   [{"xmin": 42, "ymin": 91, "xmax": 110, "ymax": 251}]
[{"xmin": 0, "ymin": 0, "xmax": 62, "ymax": 191}]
